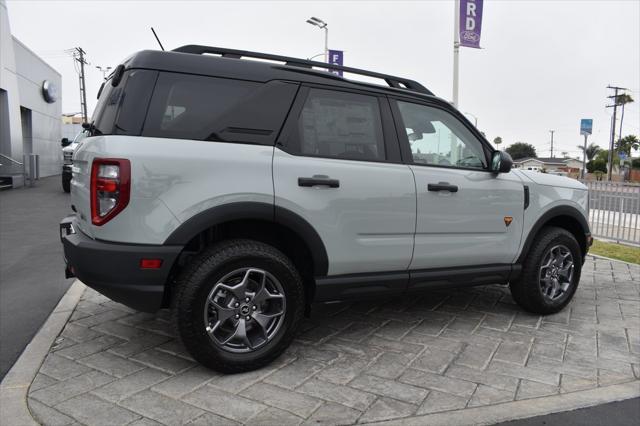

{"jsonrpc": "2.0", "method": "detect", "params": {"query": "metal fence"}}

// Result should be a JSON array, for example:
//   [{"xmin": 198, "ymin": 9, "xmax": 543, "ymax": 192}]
[{"xmin": 582, "ymin": 180, "xmax": 640, "ymax": 245}]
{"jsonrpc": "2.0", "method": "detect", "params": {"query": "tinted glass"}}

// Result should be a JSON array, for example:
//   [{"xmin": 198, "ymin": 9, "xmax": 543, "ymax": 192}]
[
  {"xmin": 142, "ymin": 73, "xmax": 260, "ymax": 141},
  {"xmin": 295, "ymin": 88, "xmax": 385, "ymax": 161},
  {"xmin": 92, "ymin": 69, "xmax": 157, "ymax": 136},
  {"xmin": 396, "ymin": 101, "xmax": 487, "ymax": 169}
]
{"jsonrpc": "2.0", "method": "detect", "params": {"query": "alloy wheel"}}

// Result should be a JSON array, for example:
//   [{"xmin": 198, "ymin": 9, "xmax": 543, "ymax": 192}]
[
  {"xmin": 538, "ymin": 244, "xmax": 574, "ymax": 302},
  {"xmin": 204, "ymin": 267, "xmax": 286, "ymax": 353}
]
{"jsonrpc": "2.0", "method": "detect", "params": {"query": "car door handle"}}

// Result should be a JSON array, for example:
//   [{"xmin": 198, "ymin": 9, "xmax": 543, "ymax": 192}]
[
  {"xmin": 427, "ymin": 182, "xmax": 458, "ymax": 193},
  {"xmin": 298, "ymin": 176, "xmax": 340, "ymax": 188}
]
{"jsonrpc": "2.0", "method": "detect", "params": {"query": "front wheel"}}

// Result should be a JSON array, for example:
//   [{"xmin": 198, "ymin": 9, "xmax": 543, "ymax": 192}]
[
  {"xmin": 173, "ymin": 239, "xmax": 305, "ymax": 373},
  {"xmin": 510, "ymin": 226, "xmax": 582, "ymax": 315}
]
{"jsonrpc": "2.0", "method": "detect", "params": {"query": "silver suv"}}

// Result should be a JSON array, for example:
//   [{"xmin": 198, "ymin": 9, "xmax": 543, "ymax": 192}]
[{"xmin": 60, "ymin": 45, "xmax": 592, "ymax": 373}]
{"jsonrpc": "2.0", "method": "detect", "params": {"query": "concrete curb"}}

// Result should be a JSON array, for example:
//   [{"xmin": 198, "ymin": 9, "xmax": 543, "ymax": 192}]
[
  {"xmin": 589, "ymin": 253, "xmax": 639, "ymax": 266},
  {"xmin": 0, "ymin": 280, "xmax": 85, "ymax": 426},
  {"xmin": 372, "ymin": 380, "xmax": 640, "ymax": 426}
]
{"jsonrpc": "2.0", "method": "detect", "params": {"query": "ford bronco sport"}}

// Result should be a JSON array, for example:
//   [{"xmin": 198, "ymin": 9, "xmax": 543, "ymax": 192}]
[{"xmin": 60, "ymin": 45, "xmax": 592, "ymax": 373}]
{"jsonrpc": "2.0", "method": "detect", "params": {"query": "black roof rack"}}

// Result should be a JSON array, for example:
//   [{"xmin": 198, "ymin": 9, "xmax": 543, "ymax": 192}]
[{"xmin": 172, "ymin": 45, "xmax": 433, "ymax": 96}]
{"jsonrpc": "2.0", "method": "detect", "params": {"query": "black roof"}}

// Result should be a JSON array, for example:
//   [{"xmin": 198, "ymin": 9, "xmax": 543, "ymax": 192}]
[{"xmin": 123, "ymin": 45, "xmax": 442, "ymax": 102}]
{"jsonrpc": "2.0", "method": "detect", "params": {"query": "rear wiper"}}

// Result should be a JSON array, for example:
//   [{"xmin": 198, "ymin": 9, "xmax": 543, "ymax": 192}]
[{"xmin": 81, "ymin": 122, "xmax": 102, "ymax": 136}]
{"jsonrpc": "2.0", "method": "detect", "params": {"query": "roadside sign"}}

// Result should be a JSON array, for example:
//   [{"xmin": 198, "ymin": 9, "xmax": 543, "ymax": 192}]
[
  {"xmin": 459, "ymin": 0, "xmax": 484, "ymax": 48},
  {"xmin": 580, "ymin": 119, "xmax": 593, "ymax": 135},
  {"xmin": 328, "ymin": 50, "xmax": 343, "ymax": 77},
  {"xmin": 618, "ymin": 152, "xmax": 627, "ymax": 161}
]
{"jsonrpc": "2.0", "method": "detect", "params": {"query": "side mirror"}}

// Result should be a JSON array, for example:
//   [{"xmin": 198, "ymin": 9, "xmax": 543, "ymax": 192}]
[
  {"xmin": 61, "ymin": 138, "xmax": 71, "ymax": 147},
  {"xmin": 491, "ymin": 151, "xmax": 513, "ymax": 174}
]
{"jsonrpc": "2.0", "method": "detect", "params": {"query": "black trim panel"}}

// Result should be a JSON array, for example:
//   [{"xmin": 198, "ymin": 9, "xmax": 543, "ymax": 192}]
[
  {"xmin": 408, "ymin": 264, "xmax": 512, "ymax": 292},
  {"xmin": 315, "ymin": 272, "xmax": 408, "ymax": 302},
  {"xmin": 516, "ymin": 205, "xmax": 590, "ymax": 263},
  {"xmin": 61, "ymin": 216, "xmax": 182, "ymax": 312},
  {"xmin": 314, "ymin": 264, "xmax": 516, "ymax": 302},
  {"xmin": 163, "ymin": 202, "xmax": 329, "ymax": 276}
]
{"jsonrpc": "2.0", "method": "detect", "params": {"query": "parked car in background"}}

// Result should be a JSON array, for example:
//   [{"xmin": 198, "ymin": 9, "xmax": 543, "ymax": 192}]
[{"xmin": 61, "ymin": 130, "xmax": 88, "ymax": 193}]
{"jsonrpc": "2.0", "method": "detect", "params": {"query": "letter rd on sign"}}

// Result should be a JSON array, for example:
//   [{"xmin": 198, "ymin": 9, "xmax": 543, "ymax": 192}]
[{"xmin": 460, "ymin": 0, "xmax": 484, "ymax": 48}]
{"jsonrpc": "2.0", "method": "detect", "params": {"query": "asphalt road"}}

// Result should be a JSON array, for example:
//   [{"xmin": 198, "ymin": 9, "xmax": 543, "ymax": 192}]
[
  {"xmin": 0, "ymin": 175, "xmax": 73, "ymax": 379},
  {"xmin": 499, "ymin": 398, "xmax": 640, "ymax": 426}
]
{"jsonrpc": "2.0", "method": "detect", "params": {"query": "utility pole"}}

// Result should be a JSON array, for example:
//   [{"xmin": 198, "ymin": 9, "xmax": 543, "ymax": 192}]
[
  {"xmin": 549, "ymin": 130, "xmax": 555, "ymax": 158},
  {"xmin": 606, "ymin": 85, "xmax": 628, "ymax": 181},
  {"xmin": 74, "ymin": 47, "xmax": 89, "ymax": 123}
]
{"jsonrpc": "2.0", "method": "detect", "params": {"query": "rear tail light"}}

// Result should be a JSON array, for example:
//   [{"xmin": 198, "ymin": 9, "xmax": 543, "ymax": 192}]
[{"xmin": 90, "ymin": 158, "xmax": 131, "ymax": 225}]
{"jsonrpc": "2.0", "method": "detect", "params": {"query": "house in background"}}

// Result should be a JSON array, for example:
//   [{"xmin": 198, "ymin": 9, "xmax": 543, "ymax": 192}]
[{"xmin": 512, "ymin": 157, "xmax": 584, "ymax": 175}]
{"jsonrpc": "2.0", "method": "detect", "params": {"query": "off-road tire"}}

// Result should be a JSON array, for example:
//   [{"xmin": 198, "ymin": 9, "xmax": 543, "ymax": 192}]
[
  {"xmin": 510, "ymin": 226, "xmax": 582, "ymax": 315},
  {"xmin": 173, "ymin": 239, "xmax": 304, "ymax": 373}
]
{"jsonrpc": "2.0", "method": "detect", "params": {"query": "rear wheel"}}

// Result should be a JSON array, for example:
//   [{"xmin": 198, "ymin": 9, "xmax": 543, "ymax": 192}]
[
  {"xmin": 173, "ymin": 239, "xmax": 304, "ymax": 373},
  {"xmin": 510, "ymin": 226, "xmax": 582, "ymax": 314}
]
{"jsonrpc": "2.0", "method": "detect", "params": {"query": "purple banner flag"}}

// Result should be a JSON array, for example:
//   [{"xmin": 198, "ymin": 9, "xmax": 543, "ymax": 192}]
[
  {"xmin": 459, "ymin": 0, "xmax": 483, "ymax": 48},
  {"xmin": 328, "ymin": 49, "xmax": 343, "ymax": 76}
]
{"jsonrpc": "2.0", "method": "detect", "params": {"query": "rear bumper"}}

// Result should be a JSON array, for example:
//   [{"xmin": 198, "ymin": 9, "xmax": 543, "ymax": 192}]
[{"xmin": 60, "ymin": 216, "xmax": 182, "ymax": 312}]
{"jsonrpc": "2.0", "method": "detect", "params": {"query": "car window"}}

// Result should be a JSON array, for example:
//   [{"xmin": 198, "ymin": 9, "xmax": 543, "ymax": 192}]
[
  {"xmin": 143, "ymin": 73, "xmax": 258, "ymax": 140},
  {"xmin": 142, "ymin": 74, "xmax": 297, "ymax": 145},
  {"xmin": 295, "ymin": 88, "xmax": 385, "ymax": 161},
  {"xmin": 395, "ymin": 101, "xmax": 487, "ymax": 169}
]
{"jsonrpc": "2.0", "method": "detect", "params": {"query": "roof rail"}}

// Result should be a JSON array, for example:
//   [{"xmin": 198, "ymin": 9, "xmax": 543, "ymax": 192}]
[{"xmin": 172, "ymin": 45, "xmax": 433, "ymax": 96}]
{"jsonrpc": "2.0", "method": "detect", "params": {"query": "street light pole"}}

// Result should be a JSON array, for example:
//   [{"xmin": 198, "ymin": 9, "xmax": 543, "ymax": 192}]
[
  {"xmin": 324, "ymin": 25, "xmax": 328, "ymax": 63},
  {"xmin": 452, "ymin": 0, "xmax": 460, "ymax": 108},
  {"xmin": 306, "ymin": 17, "xmax": 328, "ymax": 63},
  {"xmin": 96, "ymin": 65, "xmax": 112, "ymax": 81},
  {"xmin": 464, "ymin": 112, "xmax": 478, "ymax": 128}
]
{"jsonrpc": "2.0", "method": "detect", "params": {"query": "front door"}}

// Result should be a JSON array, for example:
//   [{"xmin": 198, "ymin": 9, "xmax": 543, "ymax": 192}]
[
  {"xmin": 273, "ymin": 87, "xmax": 416, "ymax": 278},
  {"xmin": 391, "ymin": 99, "xmax": 525, "ymax": 270}
]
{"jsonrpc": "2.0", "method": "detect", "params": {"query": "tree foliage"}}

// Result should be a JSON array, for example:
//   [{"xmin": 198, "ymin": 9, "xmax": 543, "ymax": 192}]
[
  {"xmin": 587, "ymin": 159, "xmax": 607, "ymax": 174},
  {"xmin": 616, "ymin": 135, "xmax": 639, "ymax": 156},
  {"xmin": 577, "ymin": 143, "xmax": 601, "ymax": 161},
  {"xmin": 505, "ymin": 142, "xmax": 537, "ymax": 160}
]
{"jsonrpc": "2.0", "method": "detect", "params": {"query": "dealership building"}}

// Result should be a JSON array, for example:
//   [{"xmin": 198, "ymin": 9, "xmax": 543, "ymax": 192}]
[{"xmin": 1, "ymin": 0, "xmax": 62, "ymax": 187}]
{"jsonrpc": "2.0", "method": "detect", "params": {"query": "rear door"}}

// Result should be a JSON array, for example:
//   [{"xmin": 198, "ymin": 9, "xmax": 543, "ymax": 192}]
[
  {"xmin": 273, "ymin": 86, "xmax": 416, "ymax": 279},
  {"xmin": 390, "ymin": 98, "xmax": 525, "ymax": 270}
]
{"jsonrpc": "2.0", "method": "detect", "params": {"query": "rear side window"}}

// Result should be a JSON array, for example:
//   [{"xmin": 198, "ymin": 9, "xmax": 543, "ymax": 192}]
[
  {"xmin": 142, "ymin": 73, "xmax": 298, "ymax": 145},
  {"xmin": 92, "ymin": 69, "xmax": 158, "ymax": 136},
  {"xmin": 290, "ymin": 88, "xmax": 385, "ymax": 162}
]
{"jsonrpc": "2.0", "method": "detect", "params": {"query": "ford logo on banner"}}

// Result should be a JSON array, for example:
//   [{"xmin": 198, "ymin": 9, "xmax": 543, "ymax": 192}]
[
  {"xmin": 461, "ymin": 31, "xmax": 481, "ymax": 43},
  {"xmin": 460, "ymin": 0, "xmax": 483, "ymax": 48},
  {"xmin": 328, "ymin": 50, "xmax": 344, "ymax": 77}
]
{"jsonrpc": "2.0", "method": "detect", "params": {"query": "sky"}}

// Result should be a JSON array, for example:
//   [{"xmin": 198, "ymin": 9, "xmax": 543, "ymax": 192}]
[{"xmin": 6, "ymin": 0, "xmax": 640, "ymax": 158}]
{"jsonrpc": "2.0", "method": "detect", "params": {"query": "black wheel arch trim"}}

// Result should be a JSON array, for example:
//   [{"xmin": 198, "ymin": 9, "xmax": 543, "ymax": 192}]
[
  {"xmin": 163, "ymin": 201, "xmax": 329, "ymax": 276},
  {"xmin": 517, "ymin": 205, "xmax": 590, "ymax": 264}
]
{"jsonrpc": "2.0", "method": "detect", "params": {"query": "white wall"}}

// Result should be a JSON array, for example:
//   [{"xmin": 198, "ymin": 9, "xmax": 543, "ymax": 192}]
[
  {"xmin": 13, "ymin": 38, "xmax": 62, "ymax": 177},
  {"xmin": 0, "ymin": 0, "xmax": 62, "ymax": 180}
]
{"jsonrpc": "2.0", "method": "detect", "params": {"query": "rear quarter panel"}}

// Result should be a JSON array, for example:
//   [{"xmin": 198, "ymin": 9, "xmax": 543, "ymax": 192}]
[{"xmin": 72, "ymin": 136, "xmax": 274, "ymax": 244}]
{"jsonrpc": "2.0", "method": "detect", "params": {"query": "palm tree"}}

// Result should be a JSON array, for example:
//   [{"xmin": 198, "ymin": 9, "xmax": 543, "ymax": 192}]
[
  {"xmin": 616, "ymin": 93, "xmax": 634, "ymax": 144},
  {"xmin": 577, "ymin": 143, "xmax": 600, "ymax": 161},
  {"xmin": 493, "ymin": 136, "xmax": 502, "ymax": 149}
]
